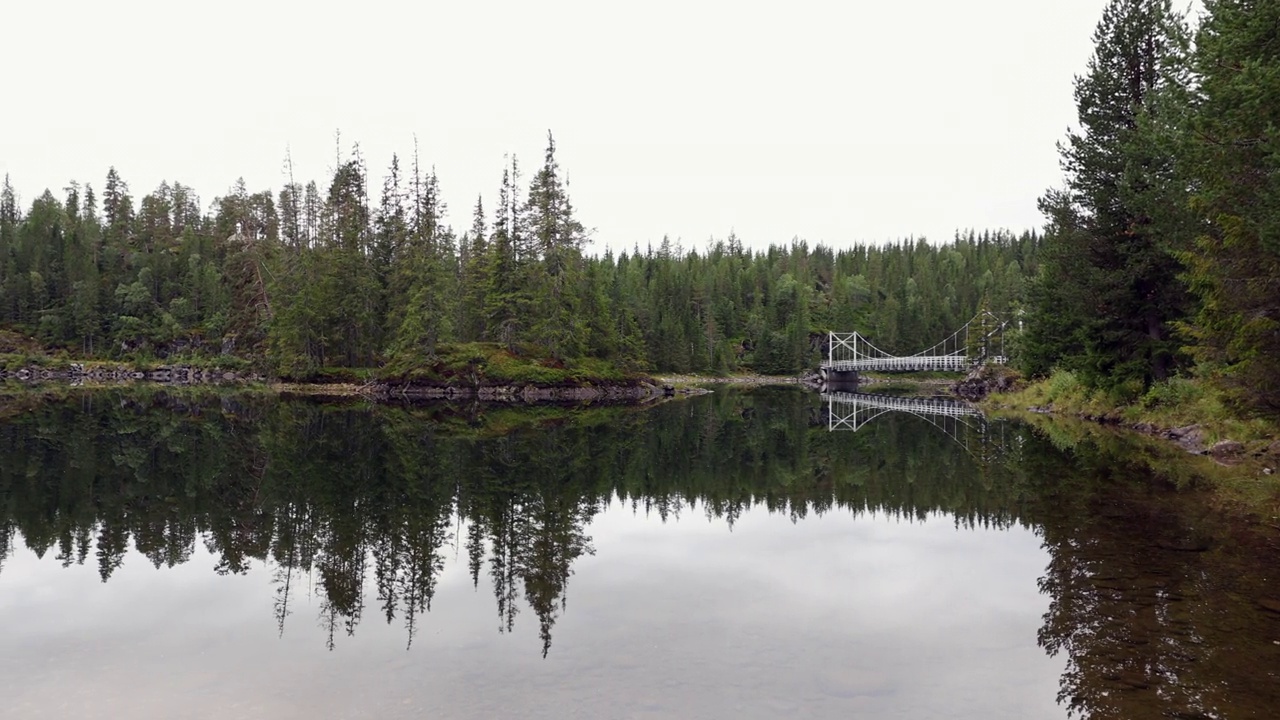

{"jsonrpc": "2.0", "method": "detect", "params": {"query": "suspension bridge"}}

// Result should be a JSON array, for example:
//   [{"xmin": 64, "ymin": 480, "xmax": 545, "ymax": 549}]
[
  {"xmin": 824, "ymin": 391, "xmax": 1004, "ymax": 464},
  {"xmin": 821, "ymin": 311, "xmax": 1008, "ymax": 377}
]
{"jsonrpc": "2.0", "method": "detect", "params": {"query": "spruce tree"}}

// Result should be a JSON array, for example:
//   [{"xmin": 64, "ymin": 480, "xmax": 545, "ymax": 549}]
[
  {"xmin": 375, "ymin": 154, "xmax": 409, "ymax": 340},
  {"xmin": 484, "ymin": 160, "xmax": 528, "ymax": 348},
  {"xmin": 525, "ymin": 132, "xmax": 587, "ymax": 357},
  {"xmin": 1181, "ymin": 0, "xmax": 1280, "ymax": 415},
  {"xmin": 0, "ymin": 176, "xmax": 18, "ymax": 323},
  {"xmin": 391, "ymin": 160, "xmax": 454, "ymax": 361},
  {"xmin": 1023, "ymin": 0, "xmax": 1192, "ymax": 393},
  {"xmin": 320, "ymin": 157, "xmax": 379, "ymax": 366},
  {"xmin": 458, "ymin": 195, "xmax": 490, "ymax": 342}
]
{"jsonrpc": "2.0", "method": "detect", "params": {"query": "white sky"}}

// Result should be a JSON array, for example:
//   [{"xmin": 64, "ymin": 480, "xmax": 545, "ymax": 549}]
[{"xmin": 2, "ymin": 1, "xmax": 1125, "ymax": 252}]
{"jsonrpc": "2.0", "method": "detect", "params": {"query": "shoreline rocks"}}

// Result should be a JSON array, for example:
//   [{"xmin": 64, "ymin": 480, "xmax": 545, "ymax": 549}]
[
  {"xmin": 1, "ymin": 363, "xmax": 698, "ymax": 407},
  {"xmin": 1, "ymin": 364, "xmax": 262, "ymax": 385},
  {"xmin": 375, "ymin": 380, "xmax": 670, "ymax": 404},
  {"xmin": 953, "ymin": 365, "xmax": 1019, "ymax": 401}
]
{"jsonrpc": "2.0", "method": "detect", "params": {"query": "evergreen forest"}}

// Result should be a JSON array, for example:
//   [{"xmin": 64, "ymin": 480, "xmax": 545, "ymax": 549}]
[
  {"xmin": 1, "ymin": 0, "xmax": 1277, "ymax": 418},
  {"xmin": 0, "ymin": 138, "xmax": 1037, "ymax": 379}
]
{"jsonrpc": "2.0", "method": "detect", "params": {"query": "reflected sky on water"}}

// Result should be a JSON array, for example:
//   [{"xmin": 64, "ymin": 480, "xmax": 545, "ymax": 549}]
[
  {"xmin": 1, "ymin": 386, "xmax": 1276, "ymax": 719},
  {"xmin": 2, "ymin": 503, "xmax": 1058, "ymax": 720}
]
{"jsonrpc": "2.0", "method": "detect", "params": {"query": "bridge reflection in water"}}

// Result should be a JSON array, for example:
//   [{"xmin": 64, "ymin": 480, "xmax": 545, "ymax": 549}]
[{"xmin": 823, "ymin": 391, "xmax": 1004, "ymax": 463}]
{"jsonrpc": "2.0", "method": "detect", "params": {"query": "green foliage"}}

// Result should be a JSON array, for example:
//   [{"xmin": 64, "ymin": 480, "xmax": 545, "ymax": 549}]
[
  {"xmin": 1138, "ymin": 375, "xmax": 1203, "ymax": 410},
  {"xmin": 1020, "ymin": 0, "xmax": 1280, "ymax": 421},
  {"xmin": 1045, "ymin": 369, "xmax": 1085, "ymax": 404},
  {"xmin": 0, "ymin": 137, "xmax": 1037, "ymax": 384},
  {"xmin": 1024, "ymin": 0, "xmax": 1194, "ymax": 391},
  {"xmin": 997, "ymin": 371, "xmax": 1276, "ymax": 444},
  {"xmin": 1176, "ymin": 0, "xmax": 1280, "ymax": 417},
  {"xmin": 381, "ymin": 342, "xmax": 631, "ymax": 386},
  {"xmin": 9, "ymin": 132, "xmax": 1046, "ymax": 382}
]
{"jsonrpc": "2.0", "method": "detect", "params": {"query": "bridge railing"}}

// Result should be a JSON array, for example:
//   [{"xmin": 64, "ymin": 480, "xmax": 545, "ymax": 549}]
[
  {"xmin": 823, "ymin": 355, "xmax": 972, "ymax": 372},
  {"xmin": 824, "ymin": 314, "xmax": 1008, "ymax": 374}
]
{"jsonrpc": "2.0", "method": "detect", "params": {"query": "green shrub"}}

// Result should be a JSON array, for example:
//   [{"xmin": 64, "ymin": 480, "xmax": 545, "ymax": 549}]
[
  {"xmin": 381, "ymin": 342, "xmax": 639, "ymax": 386},
  {"xmin": 1044, "ymin": 370, "xmax": 1081, "ymax": 403},
  {"xmin": 1140, "ymin": 376, "xmax": 1203, "ymax": 410}
]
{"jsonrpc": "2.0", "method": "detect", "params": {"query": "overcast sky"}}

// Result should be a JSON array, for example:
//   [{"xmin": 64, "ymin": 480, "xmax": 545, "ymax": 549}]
[{"xmin": 3, "ymin": 1, "xmax": 1141, "ymax": 252}]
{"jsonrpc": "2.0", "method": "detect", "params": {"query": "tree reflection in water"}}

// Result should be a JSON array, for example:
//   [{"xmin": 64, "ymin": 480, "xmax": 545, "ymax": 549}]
[
  {"xmin": 1027, "ymin": 424, "xmax": 1280, "ymax": 720},
  {"xmin": 0, "ymin": 386, "xmax": 1276, "ymax": 716}
]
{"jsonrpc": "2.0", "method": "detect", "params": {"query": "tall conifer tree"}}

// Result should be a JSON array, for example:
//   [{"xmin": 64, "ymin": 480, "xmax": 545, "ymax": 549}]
[
  {"xmin": 1181, "ymin": 0, "xmax": 1280, "ymax": 414},
  {"xmin": 1023, "ymin": 0, "xmax": 1192, "ymax": 392}
]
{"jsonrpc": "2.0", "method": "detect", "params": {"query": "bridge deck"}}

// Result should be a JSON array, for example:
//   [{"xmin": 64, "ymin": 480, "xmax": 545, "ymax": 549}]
[{"xmin": 822, "ymin": 355, "xmax": 971, "ymax": 373}]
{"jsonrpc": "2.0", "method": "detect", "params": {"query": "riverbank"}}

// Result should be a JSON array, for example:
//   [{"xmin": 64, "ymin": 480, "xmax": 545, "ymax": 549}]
[
  {"xmin": 985, "ymin": 370, "xmax": 1277, "ymax": 452},
  {"xmin": 4, "ymin": 330, "xmax": 807, "ymax": 399},
  {"xmin": 0, "ymin": 340, "xmax": 674, "ymax": 405},
  {"xmin": 982, "ymin": 370, "xmax": 1280, "ymax": 517}
]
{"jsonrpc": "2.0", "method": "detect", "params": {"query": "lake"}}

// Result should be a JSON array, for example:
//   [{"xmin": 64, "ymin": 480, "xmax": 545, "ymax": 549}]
[{"xmin": 0, "ymin": 386, "xmax": 1277, "ymax": 719}]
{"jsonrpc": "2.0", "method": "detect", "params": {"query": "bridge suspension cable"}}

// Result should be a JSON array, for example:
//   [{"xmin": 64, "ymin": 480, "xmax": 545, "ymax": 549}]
[{"xmin": 823, "ymin": 311, "xmax": 1008, "ymax": 374}]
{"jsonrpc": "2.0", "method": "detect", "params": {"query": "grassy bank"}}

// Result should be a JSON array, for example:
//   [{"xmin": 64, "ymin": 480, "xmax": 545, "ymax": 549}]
[
  {"xmin": 3, "ymin": 326, "xmax": 648, "ymax": 390},
  {"xmin": 988, "ymin": 370, "xmax": 1277, "ymax": 444},
  {"xmin": 986, "ymin": 370, "xmax": 1280, "ymax": 516}
]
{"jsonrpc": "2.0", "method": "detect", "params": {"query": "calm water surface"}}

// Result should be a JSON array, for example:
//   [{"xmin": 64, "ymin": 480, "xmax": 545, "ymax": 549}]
[{"xmin": 0, "ymin": 387, "xmax": 1276, "ymax": 719}]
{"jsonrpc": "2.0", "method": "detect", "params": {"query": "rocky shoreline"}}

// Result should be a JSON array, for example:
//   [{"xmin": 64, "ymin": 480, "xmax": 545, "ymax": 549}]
[
  {"xmin": 1, "ymin": 363, "xmax": 693, "ymax": 405},
  {"xmin": 0, "ymin": 363, "xmax": 263, "ymax": 385},
  {"xmin": 951, "ymin": 365, "xmax": 1019, "ymax": 401},
  {"xmin": 373, "ymin": 379, "xmax": 674, "ymax": 403}
]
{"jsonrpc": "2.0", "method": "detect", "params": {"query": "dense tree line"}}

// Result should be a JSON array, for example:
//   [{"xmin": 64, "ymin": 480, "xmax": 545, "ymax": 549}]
[
  {"xmin": 1023, "ymin": 0, "xmax": 1280, "ymax": 416},
  {"xmin": 0, "ymin": 132, "xmax": 1036, "ymax": 377}
]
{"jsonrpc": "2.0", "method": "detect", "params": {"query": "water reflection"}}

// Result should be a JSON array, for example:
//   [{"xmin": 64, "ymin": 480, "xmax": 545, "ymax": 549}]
[
  {"xmin": 823, "ymin": 391, "xmax": 983, "ymax": 432},
  {"xmin": 822, "ymin": 390, "xmax": 1010, "ymax": 468},
  {"xmin": 1029, "ymin": 444, "xmax": 1280, "ymax": 720},
  {"xmin": 0, "ymin": 387, "xmax": 1277, "ymax": 718},
  {"xmin": 0, "ymin": 388, "xmax": 1036, "ymax": 659}
]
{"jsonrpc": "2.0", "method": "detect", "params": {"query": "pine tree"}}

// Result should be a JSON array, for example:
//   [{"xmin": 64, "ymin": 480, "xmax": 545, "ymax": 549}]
[
  {"xmin": 101, "ymin": 167, "xmax": 134, "ymax": 251},
  {"xmin": 391, "ymin": 159, "xmax": 454, "ymax": 361},
  {"xmin": 217, "ymin": 182, "xmax": 279, "ymax": 351},
  {"xmin": 323, "ymin": 156, "xmax": 380, "ymax": 366},
  {"xmin": 375, "ymin": 154, "xmax": 409, "ymax": 338},
  {"xmin": 63, "ymin": 182, "xmax": 102, "ymax": 354},
  {"xmin": 279, "ymin": 150, "xmax": 305, "ymax": 251}
]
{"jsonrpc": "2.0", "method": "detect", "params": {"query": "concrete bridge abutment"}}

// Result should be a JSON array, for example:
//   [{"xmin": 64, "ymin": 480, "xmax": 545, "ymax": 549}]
[{"xmin": 821, "ymin": 367, "xmax": 860, "ymax": 388}]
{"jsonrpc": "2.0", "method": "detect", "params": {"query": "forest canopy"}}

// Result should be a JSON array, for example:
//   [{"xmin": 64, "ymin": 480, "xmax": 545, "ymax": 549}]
[{"xmin": 0, "ymin": 133, "xmax": 1036, "ymax": 378}]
